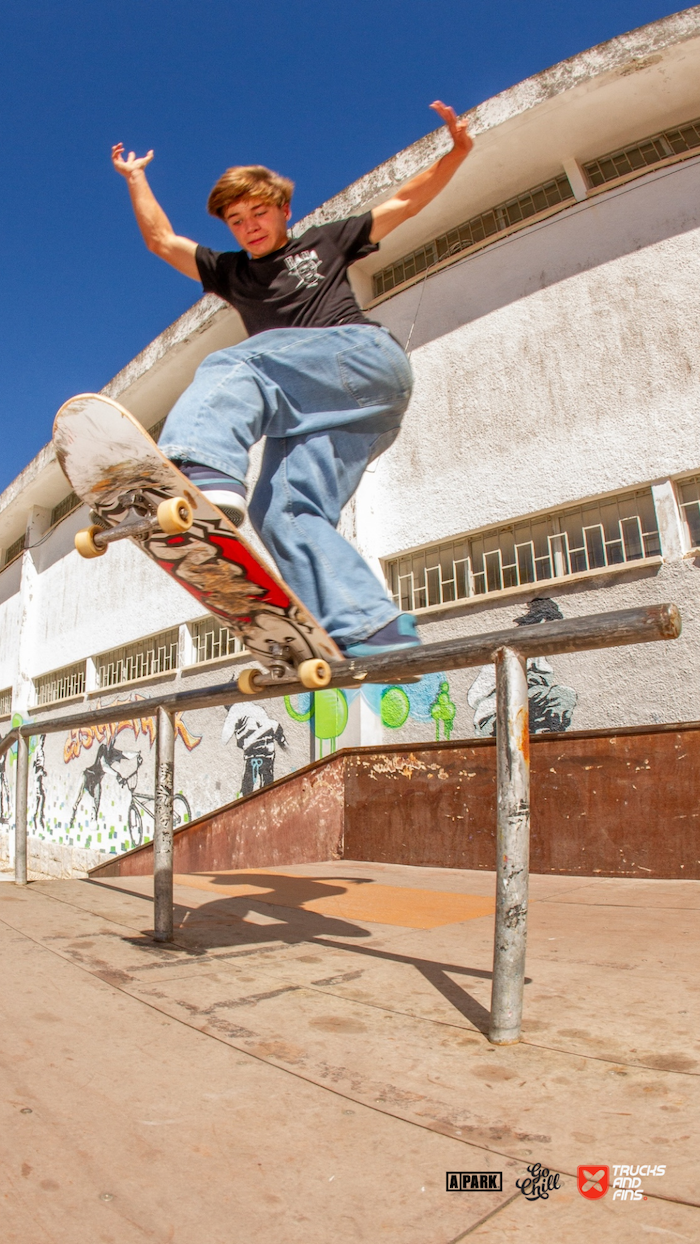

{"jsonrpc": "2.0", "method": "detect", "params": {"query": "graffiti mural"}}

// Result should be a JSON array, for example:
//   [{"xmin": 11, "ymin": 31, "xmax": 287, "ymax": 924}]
[
  {"xmin": 468, "ymin": 598, "xmax": 578, "ymax": 736},
  {"xmin": 59, "ymin": 695, "xmax": 200, "ymax": 851},
  {"xmin": 222, "ymin": 703, "xmax": 288, "ymax": 795},
  {"xmin": 284, "ymin": 673, "xmax": 457, "ymax": 751}
]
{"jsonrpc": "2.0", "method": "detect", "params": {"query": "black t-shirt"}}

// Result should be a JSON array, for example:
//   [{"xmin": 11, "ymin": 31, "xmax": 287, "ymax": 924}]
[{"xmin": 196, "ymin": 212, "xmax": 379, "ymax": 337}]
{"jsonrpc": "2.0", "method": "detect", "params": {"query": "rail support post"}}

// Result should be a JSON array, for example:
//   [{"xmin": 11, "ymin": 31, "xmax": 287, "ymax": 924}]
[
  {"xmin": 15, "ymin": 732, "xmax": 29, "ymax": 886},
  {"xmin": 153, "ymin": 707, "xmax": 175, "ymax": 942},
  {"xmin": 489, "ymin": 646, "xmax": 530, "ymax": 1044}
]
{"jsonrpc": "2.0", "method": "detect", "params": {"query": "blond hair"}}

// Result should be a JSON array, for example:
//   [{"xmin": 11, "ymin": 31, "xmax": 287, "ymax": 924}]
[{"xmin": 207, "ymin": 165, "xmax": 294, "ymax": 219}]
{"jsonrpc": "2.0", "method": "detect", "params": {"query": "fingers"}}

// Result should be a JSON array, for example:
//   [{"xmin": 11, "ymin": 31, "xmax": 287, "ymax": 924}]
[
  {"xmin": 111, "ymin": 142, "xmax": 155, "ymax": 173},
  {"xmin": 430, "ymin": 100, "xmax": 455, "ymax": 122},
  {"xmin": 430, "ymin": 101, "xmax": 471, "ymax": 150}
]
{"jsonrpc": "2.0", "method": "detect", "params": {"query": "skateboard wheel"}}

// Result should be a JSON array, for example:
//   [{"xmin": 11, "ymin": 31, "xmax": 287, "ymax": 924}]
[
  {"xmin": 237, "ymin": 667, "xmax": 262, "ymax": 695},
  {"xmin": 157, "ymin": 497, "xmax": 193, "ymax": 534},
  {"xmin": 298, "ymin": 659, "xmax": 332, "ymax": 690},
  {"xmin": 75, "ymin": 526, "xmax": 107, "ymax": 559}
]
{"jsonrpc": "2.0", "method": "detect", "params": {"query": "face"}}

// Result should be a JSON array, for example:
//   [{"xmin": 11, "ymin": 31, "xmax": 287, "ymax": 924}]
[{"xmin": 223, "ymin": 198, "xmax": 291, "ymax": 257}]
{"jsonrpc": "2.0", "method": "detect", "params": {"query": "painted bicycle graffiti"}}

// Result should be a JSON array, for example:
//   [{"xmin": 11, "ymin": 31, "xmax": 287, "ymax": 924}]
[{"xmin": 126, "ymin": 788, "xmax": 192, "ymax": 846}]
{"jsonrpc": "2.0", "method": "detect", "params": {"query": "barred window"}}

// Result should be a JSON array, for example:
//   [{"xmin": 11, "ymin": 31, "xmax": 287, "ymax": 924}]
[
  {"xmin": 584, "ymin": 116, "xmax": 700, "ymax": 187},
  {"xmin": 50, "ymin": 491, "xmax": 82, "ymax": 527},
  {"xmin": 372, "ymin": 175, "xmax": 574, "ymax": 297},
  {"xmin": 34, "ymin": 662, "xmax": 86, "ymax": 706},
  {"xmin": 189, "ymin": 615, "xmax": 244, "ymax": 664},
  {"xmin": 677, "ymin": 475, "xmax": 700, "ymax": 548},
  {"xmin": 0, "ymin": 687, "xmax": 11, "ymax": 718},
  {"xmin": 96, "ymin": 629, "xmax": 179, "ymax": 689},
  {"xmin": 4, "ymin": 533, "xmax": 25, "ymax": 567},
  {"xmin": 384, "ymin": 489, "xmax": 661, "ymax": 612}
]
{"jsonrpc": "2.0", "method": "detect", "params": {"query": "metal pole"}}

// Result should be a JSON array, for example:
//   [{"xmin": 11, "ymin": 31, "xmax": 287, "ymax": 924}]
[
  {"xmin": 153, "ymin": 706, "xmax": 175, "ymax": 942},
  {"xmin": 15, "ymin": 733, "xmax": 29, "ymax": 886},
  {"xmin": 490, "ymin": 646, "xmax": 530, "ymax": 1045}
]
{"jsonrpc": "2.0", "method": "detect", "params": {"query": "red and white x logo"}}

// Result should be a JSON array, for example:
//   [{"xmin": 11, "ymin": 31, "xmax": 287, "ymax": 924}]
[{"xmin": 577, "ymin": 1166, "xmax": 609, "ymax": 1199}]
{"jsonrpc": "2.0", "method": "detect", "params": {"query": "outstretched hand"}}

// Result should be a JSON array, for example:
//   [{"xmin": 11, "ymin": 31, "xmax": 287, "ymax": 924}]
[
  {"xmin": 111, "ymin": 142, "xmax": 155, "ymax": 178},
  {"xmin": 430, "ymin": 101, "xmax": 473, "ymax": 158}
]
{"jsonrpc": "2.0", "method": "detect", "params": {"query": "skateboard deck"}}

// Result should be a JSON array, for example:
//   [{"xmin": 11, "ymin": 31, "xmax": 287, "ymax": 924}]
[{"xmin": 53, "ymin": 394, "xmax": 342, "ymax": 687}]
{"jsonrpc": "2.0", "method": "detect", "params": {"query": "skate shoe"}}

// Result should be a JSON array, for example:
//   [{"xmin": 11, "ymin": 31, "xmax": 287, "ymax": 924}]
[{"xmin": 341, "ymin": 613, "xmax": 421, "ymax": 658}]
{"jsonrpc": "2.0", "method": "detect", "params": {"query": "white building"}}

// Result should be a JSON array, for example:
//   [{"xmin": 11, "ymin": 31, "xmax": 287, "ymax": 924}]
[{"xmin": 1, "ymin": 7, "xmax": 700, "ymax": 869}]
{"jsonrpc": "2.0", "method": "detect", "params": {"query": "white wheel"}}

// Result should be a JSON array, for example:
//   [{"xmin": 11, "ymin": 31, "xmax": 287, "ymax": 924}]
[
  {"xmin": 237, "ymin": 667, "xmax": 262, "ymax": 695},
  {"xmin": 157, "ymin": 496, "xmax": 193, "ymax": 534},
  {"xmin": 298, "ymin": 659, "xmax": 332, "ymax": 689},
  {"xmin": 75, "ymin": 526, "xmax": 107, "ymax": 559}
]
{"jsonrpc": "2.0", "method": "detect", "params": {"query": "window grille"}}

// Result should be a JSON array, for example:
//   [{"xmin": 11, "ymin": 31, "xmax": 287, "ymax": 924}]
[
  {"xmin": 189, "ymin": 615, "xmax": 244, "ymax": 664},
  {"xmin": 96, "ymin": 628, "xmax": 179, "ymax": 689},
  {"xmin": 149, "ymin": 416, "xmax": 167, "ymax": 442},
  {"xmin": 0, "ymin": 687, "xmax": 11, "ymax": 717},
  {"xmin": 384, "ymin": 489, "xmax": 661, "ymax": 612},
  {"xmin": 34, "ymin": 662, "xmax": 86, "ymax": 706},
  {"xmin": 372, "ymin": 175, "xmax": 573, "ymax": 298},
  {"xmin": 677, "ymin": 474, "xmax": 700, "ymax": 548},
  {"xmin": 50, "ymin": 491, "xmax": 82, "ymax": 527},
  {"xmin": 584, "ymin": 116, "xmax": 700, "ymax": 188},
  {"xmin": 4, "ymin": 533, "xmax": 25, "ymax": 567}
]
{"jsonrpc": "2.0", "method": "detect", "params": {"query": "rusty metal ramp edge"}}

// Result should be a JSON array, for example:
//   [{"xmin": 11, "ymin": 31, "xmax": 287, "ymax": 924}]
[{"xmin": 87, "ymin": 721, "xmax": 700, "ymax": 881}]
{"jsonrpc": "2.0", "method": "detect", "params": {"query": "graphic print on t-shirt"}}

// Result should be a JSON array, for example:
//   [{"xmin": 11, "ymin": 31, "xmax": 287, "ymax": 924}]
[
  {"xmin": 284, "ymin": 249, "xmax": 325, "ymax": 289},
  {"xmin": 196, "ymin": 213, "xmax": 381, "ymax": 334}
]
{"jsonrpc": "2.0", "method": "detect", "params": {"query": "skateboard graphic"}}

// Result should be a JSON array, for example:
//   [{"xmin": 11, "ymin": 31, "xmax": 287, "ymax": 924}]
[{"xmin": 53, "ymin": 394, "xmax": 342, "ymax": 693}]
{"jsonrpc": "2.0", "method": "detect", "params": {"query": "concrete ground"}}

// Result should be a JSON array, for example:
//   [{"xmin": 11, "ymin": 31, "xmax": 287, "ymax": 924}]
[{"xmin": 0, "ymin": 862, "xmax": 698, "ymax": 1243}]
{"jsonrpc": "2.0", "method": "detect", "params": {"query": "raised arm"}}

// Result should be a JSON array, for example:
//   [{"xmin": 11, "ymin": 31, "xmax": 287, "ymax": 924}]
[
  {"xmin": 111, "ymin": 144, "xmax": 200, "ymax": 280},
  {"xmin": 369, "ymin": 102, "xmax": 473, "ymax": 243}
]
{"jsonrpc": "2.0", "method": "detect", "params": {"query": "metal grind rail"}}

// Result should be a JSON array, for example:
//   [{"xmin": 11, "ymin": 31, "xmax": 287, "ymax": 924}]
[{"xmin": 0, "ymin": 602, "xmax": 682, "ymax": 1044}]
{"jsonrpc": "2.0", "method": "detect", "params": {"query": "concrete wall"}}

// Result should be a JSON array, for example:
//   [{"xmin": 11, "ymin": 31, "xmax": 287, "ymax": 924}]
[{"xmin": 363, "ymin": 158, "xmax": 700, "ymax": 550}]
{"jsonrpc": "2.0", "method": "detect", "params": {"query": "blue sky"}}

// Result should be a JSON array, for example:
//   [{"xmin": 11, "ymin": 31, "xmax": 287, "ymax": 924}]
[{"xmin": 0, "ymin": 0, "xmax": 685, "ymax": 492}]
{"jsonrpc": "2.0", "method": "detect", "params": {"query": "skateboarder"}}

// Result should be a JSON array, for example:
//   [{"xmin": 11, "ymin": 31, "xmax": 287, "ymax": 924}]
[{"xmin": 112, "ymin": 102, "xmax": 473, "ymax": 656}]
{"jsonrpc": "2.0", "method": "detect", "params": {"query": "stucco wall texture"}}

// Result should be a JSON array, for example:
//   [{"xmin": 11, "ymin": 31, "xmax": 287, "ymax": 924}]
[
  {"xmin": 1, "ymin": 11, "xmax": 700, "ymax": 866},
  {"xmin": 363, "ymin": 158, "xmax": 700, "ymax": 553}
]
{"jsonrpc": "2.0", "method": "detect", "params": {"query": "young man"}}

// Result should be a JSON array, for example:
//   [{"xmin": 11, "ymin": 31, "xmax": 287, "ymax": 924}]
[{"xmin": 112, "ymin": 102, "xmax": 472, "ymax": 656}]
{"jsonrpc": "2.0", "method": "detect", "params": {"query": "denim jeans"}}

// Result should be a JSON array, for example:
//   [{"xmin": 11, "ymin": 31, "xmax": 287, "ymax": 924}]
[{"xmin": 159, "ymin": 324, "xmax": 413, "ymax": 644}]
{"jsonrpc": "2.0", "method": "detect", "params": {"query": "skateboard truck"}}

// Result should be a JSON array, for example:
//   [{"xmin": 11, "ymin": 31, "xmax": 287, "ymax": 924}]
[
  {"xmin": 238, "ymin": 657, "xmax": 332, "ymax": 694},
  {"xmin": 74, "ymin": 495, "xmax": 194, "ymax": 558}
]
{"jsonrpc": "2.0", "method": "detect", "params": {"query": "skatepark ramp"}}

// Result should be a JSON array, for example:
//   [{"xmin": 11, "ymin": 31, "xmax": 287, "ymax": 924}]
[
  {"xmin": 87, "ymin": 721, "xmax": 700, "ymax": 883},
  {"xmin": 1, "ymin": 602, "xmax": 682, "ymax": 1044}
]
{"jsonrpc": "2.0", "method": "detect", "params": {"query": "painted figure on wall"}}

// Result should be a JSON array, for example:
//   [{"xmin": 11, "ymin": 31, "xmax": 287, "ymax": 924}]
[
  {"xmin": 468, "ymin": 598, "xmax": 577, "ymax": 737},
  {"xmin": 61, "ymin": 695, "xmax": 200, "ymax": 849},
  {"xmin": 222, "ymin": 703, "xmax": 288, "ymax": 795},
  {"xmin": 32, "ymin": 735, "xmax": 48, "ymax": 832},
  {"xmin": 0, "ymin": 749, "xmax": 10, "ymax": 824},
  {"xmin": 69, "ymin": 739, "xmax": 143, "ymax": 828}
]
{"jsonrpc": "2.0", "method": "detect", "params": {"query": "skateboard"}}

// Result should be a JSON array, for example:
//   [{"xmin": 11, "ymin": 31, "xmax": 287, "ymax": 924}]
[{"xmin": 53, "ymin": 394, "xmax": 342, "ymax": 693}]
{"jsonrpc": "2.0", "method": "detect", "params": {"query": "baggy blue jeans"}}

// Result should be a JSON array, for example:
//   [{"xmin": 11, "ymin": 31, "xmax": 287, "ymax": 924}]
[{"xmin": 158, "ymin": 324, "xmax": 414, "ymax": 644}]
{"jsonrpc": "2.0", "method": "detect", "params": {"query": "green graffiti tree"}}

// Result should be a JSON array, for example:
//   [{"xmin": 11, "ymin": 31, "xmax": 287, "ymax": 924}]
[
  {"xmin": 284, "ymin": 689, "xmax": 348, "ymax": 758},
  {"xmin": 430, "ymin": 680, "xmax": 456, "ymax": 740}
]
